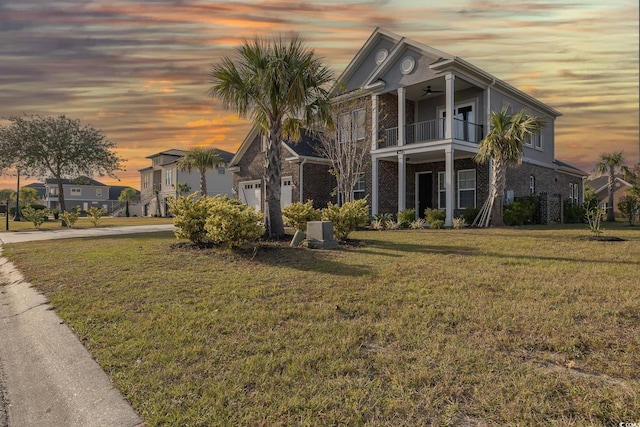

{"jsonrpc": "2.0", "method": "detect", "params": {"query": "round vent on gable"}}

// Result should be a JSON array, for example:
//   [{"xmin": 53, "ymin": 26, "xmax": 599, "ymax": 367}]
[
  {"xmin": 400, "ymin": 56, "xmax": 415, "ymax": 74},
  {"xmin": 375, "ymin": 49, "xmax": 388, "ymax": 65}
]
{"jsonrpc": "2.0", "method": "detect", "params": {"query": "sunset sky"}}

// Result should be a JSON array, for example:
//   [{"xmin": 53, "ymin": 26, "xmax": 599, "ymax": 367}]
[{"xmin": 1, "ymin": 0, "xmax": 638, "ymax": 190}]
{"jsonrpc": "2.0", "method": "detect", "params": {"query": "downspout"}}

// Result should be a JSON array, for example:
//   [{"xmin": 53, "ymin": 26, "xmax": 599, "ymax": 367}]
[{"xmin": 299, "ymin": 158, "xmax": 307, "ymax": 203}]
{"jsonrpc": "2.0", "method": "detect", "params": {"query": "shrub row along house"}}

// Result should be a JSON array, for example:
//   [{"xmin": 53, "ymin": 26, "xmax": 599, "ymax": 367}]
[
  {"xmin": 229, "ymin": 28, "xmax": 587, "ymax": 225},
  {"xmin": 139, "ymin": 148, "xmax": 234, "ymax": 216}
]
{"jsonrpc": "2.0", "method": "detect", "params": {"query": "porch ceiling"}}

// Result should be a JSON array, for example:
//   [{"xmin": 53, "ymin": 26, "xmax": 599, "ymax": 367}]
[
  {"xmin": 403, "ymin": 78, "xmax": 475, "ymax": 102},
  {"xmin": 375, "ymin": 148, "xmax": 477, "ymax": 164}
]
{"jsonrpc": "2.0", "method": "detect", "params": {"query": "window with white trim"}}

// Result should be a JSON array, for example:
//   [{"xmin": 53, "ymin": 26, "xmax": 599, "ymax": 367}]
[
  {"xmin": 529, "ymin": 175, "xmax": 535, "ymax": 195},
  {"xmin": 96, "ymin": 188, "xmax": 102, "ymax": 197},
  {"xmin": 458, "ymin": 169, "xmax": 476, "ymax": 209},
  {"xmin": 165, "ymin": 169, "xmax": 173, "ymax": 186},
  {"xmin": 353, "ymin": 109, "xmax": 366, "ymax": 140},
  {"xmin": 524, "ymin": 131, "xmax": 542, "ymax": 150},
  {"xmin": 570, "ymin": 183, "xmax": 579, "ymax": 205},
  {"xmin": 143, "ymin": 174, "xmax": 149, "ymax": 189},
  {"xmin": 71, "ymin": 187, "xmax": 81, "ymax": 196},
  {"xmin": 353, "ymin": 174, "xmax": 366, "ymax": 200},
  {"xmin": 338, "ymin": 112, "xmax": 350, "ymax": 143},
  {"xmin": 438, "ymin": 172, "xmax": 446, "ymax": 209}
]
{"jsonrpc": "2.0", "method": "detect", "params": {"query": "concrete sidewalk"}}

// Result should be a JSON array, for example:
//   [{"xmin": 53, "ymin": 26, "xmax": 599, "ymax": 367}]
[
  {"xmin": 0, "ymin": 224, "xmax": 175, "ymax": 244},
  {"xmin": 0, "ymin": 225, "xmax": 174, "ymax": 426}
]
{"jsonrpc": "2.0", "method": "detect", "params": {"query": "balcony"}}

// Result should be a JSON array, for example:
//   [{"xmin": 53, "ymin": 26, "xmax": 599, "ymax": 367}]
[{"xmin": 379, "ymin": 118, "xmax": 483, "ymax": 149}]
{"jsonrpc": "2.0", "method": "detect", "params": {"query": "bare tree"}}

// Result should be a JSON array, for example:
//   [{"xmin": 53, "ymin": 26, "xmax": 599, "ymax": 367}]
[{"xmin": 316, "ymin": 94, "xmax": 373, "ymax": 205}]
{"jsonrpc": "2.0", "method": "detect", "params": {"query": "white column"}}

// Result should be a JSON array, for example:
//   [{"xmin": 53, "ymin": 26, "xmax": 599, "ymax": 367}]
[
  {"xmin": 445, "ymin": 73, "xmax": 455, "ymax": 139},
  {"xmin": 445, "ymin": 146, "xmax": 454, "ymax": 227},
  {"xmin": 371, "ymin": 94, "xmax": 378, "ymax": 151},
  {"xmin": 371, "ymin": 157, "xmax": 379, "ymax": 215},
  {"xmin": 398, "ymin": 151, "xmax": 406, "ymax": 212},
  {"xmin": 397, "ymin": 87, "xmax": 405, "ymax": 146}
]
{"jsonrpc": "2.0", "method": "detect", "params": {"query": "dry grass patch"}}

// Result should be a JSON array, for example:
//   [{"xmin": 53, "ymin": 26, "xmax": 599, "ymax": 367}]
[{"xmin": 2, "ymin": 225, "xmax": 639, "ymax": 426}]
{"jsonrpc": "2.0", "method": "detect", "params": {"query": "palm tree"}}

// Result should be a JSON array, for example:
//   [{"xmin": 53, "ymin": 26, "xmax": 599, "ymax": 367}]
[
  {"xmin": 177, "ymin": 146, "xmax": 223, "ymax": 197},
  {"xmin": 209, "ymin": 35, "xmax": 333, "ymax": 237},
  {"xmin": 474, "ymin": 106, "xmax": 544, "ymax": 227},
  {"xmin": 594, "ymin": 151, "xmax": 627, "ymax": 222},
  {"xmin": 118, "ymin": 187, "xmax": 138, "ymax": 217}
]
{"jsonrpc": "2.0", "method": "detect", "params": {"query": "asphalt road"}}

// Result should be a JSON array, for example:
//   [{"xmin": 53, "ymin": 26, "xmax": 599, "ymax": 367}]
[{"xmin": 0, "ymin": 225, "xmax": 174, "ymax": 426}]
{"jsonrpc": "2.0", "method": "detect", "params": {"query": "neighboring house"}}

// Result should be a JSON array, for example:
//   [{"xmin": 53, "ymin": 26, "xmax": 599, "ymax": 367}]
[
  {"xmin": 232, "ymin": 28, "xmax": 588, "ymax": 224},
  {"xmin": 42, "ymin": 177, "xmax": 137, "ymax": 214},
  {"xmin": 229, "ymin": 127, "xmax": 336, "ymax": 212},
  {"xmin": 109, "ymin": 185, "xmax": 143, "ymax": 217},
  {"xmin": 24, "ymin": 182, "xmax": 46, "ymax": 201},
  {"xmin": 588, "ymin": 174, "xmax": 636, "ymax": 218},
  {"xmin": 139, "ymin": 148, "xmax": 234, "ymax": 217}
]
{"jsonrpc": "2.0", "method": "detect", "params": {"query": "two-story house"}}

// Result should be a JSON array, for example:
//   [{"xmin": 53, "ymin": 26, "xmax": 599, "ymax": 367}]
[
  {"xmin": 43, "ymin": 177, "xmax": 111, "ymax": 212},
  {"xmin": 139, "ymin": 148, "xmax": 234, "ymax": 217},
  {"xmin": 231, "ymin": 28, "xmax": 587, "ymax": 225}
]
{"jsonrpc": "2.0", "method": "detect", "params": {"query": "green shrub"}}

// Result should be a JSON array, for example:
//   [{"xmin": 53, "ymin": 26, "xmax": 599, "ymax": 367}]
[
  {"xmin": 503, "ymin": 198, "xmax": 536, "ymax": 226},
  {"xmin": 429, "ymin": 219, "xmax": 445, "ymax": 229},
  {"xmin": 322, "ymin": 199, "xmax": 369, "ymax": 240},
  {"xmin": 52, "ymin": 208, "xmax": 60, "ymax": 220},
  {"xmin": 397, "ymin": 209, "xmax": 415, "ymax": 228},
  {"xmin": 60, "ymin": 207, "xmax": 80, "ymax": 228},
  {"xmin": 87, "ymin": 207, "xmax": 107, "ymax": 227},
  {"xmin": 563, "ymin": 200, "xmax": 585, "ymax": 224},
  {"xmin": 424, "ymin": 208, "xmax": 445, "ymax": 225},
  {"xmin": 371, "ymin": 213, "xmax": 394, "ymax": 230},
  {"xmin": 385, "ymin": 219, "xmax": 400, "ymax": 230},
  {"xmin": 29, "ymin": 204, "xmax": 47, "ymax": 211},
  {"xmin": 410, "ymin": 218, "xmax": 426, "ymax": 229},
  {"xmin": 21, "ymin": 205, "xmax": 50, "ymax": 229},
  {"xmin": 452, "ymin": 217, "xmax": 466, "ymax": 229},
  {"xmin": 204, "ymin": 196, "xmax": 265, "ymax": 248},
  {"xmin": 282, "ymin": 200, "xmax": 321, "ymax": 232},
  {"xmin": 618, "ymin": 194, "xmax": 639, "ymax": 225},
  {"xmin": 167, "ymin": 194, "xmax": 212, "ymax": 243},
  {"xmin": 461, "ymin": 207, "xmax": 480, "ymax": 225}
]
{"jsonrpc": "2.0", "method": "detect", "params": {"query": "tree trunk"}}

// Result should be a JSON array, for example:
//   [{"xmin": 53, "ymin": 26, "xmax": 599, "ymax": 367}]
[
  {"xmin": 490, "ymin": 157, "xmax": 507, "ymax": 227},
  {"xmin": 200, "ymin": 169, "xmax": 207, "ymax": 197},
  {"xmin": 607, "ymin": 170, "xmax": 615, "ymax": 222},
  {"xmin": 264, "ymin": 125, "xmax": 285, "ymax": 237},
  {"xmin": 57, "ymin": 179, "xmax": 67, "ymax": 213}
]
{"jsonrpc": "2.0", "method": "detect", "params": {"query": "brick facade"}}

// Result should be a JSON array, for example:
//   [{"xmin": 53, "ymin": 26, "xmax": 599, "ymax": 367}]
[{"xmin": 232, "ymin": 133, "xmax": 334, "ymax": 209}]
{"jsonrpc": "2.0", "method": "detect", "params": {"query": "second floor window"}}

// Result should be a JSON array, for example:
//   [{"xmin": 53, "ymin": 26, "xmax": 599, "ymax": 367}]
[
  {"xmin": 165, "ymin": 169, "xmax": 173, "ymax": 186},
  {"xmin": 96, "ymin": 188, "xmax": 102, "ymax": 197},
  {"xmin": 71, "ymin": 187, "xmax": 81, "ymax": 196},
  {"xmin": 143, "ymin": 174, "xmax": 149, "ymax": 189},
  {"xmin": 338, "ymin": 109, "xmax": 366, "ymax": 143}
]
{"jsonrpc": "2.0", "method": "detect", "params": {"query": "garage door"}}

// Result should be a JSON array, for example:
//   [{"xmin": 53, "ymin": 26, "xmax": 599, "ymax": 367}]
[
  {"xmin": 239, "ymin": 177, "xmax": 293, "ymax": 212},
  {"xmin": 239, "ymin": 180, "xmax": 261, "ymax": 212}
]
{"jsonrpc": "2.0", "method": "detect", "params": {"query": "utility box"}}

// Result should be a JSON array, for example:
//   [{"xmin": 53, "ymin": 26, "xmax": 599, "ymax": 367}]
[{"xmin": 306, "ymin": 221, "xmax": 339, "ymax": 249}]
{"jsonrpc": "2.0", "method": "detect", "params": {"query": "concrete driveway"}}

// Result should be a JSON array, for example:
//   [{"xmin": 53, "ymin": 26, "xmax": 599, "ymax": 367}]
[{"xmin": 0, "ymin": 225, "xmax": 175, "ymax": 426}]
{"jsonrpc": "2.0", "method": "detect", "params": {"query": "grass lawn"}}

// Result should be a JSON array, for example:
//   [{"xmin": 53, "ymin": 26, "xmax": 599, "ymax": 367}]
[
  {"xmin": 2, "ymin": 224, "xmax": 639, "ymax": 426},
  {"xmin": 0, "ymin": 215, "xmax": 174, "ymax": 232}
]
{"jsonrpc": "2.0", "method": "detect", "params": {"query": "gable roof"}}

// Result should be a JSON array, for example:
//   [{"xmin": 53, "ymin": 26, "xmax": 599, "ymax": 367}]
[
  {"xmin": 588, "ymin": 175, "xmax": 634, "ymax": 195},
  {"xmin": 334, "ymin": 27, "xmax": 561, "ymax": 118},
  {"xmin": 44, "ymin": 177, "xmax": 106, "ymax": 186},
  {"xmin": 146, "ymin": 149, "xmax": 187, "ymax": 159},
  {"xmin": 150, "ymin": 148, "xmax": 235, "ymax": 165}
]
